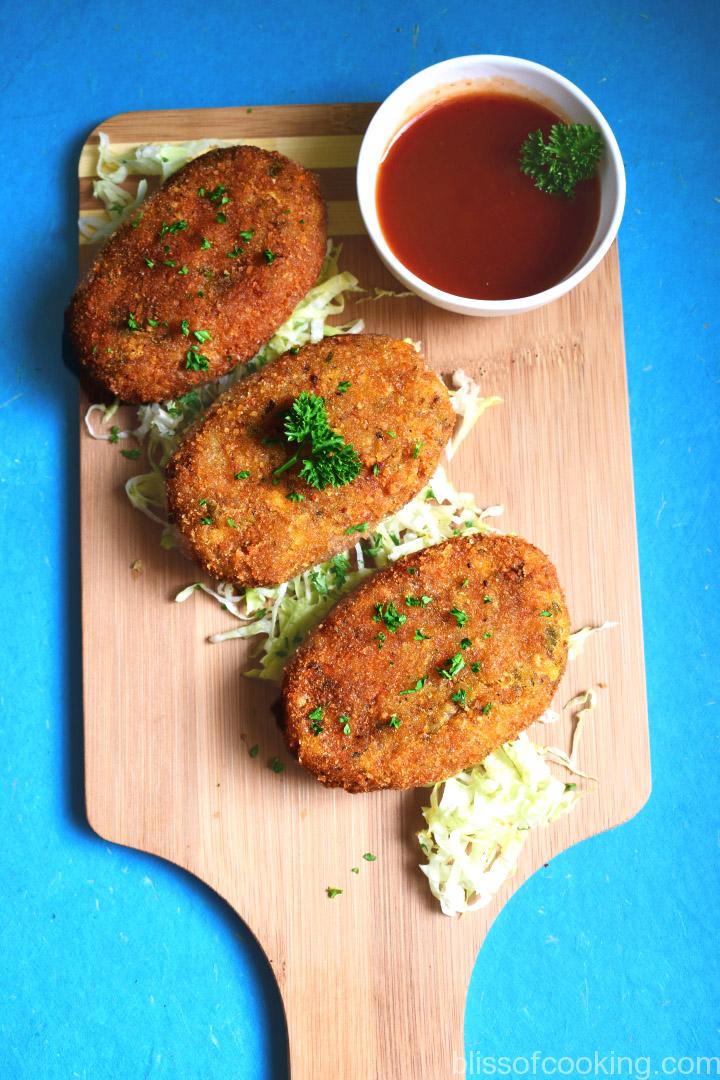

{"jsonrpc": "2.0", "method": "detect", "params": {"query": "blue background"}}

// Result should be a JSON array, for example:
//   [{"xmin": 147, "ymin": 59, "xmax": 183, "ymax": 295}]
[{"xmin": 1, "ymin": 1, "xmax": 717, "ymax": 1075}]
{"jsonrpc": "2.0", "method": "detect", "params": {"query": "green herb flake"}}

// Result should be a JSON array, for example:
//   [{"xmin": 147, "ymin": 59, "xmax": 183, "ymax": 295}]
[
  {"xmin": 376, "ymin": 631, "xmax": 386, "ymax": 650},
  {"xmin": 159, "ymin": 219, "xmax": 188, "ymax": 238},
  {"xmin": 373, "ymin": 601, "xmax": 407, "ymax": 633},
  {"xmin": 193, "ymin": 329, "xmax": 211, "ymax": 344},
  {"xmin": 108, "ymin": 425, "xmax": 120, "ymax": 444},
  {"xmin": 483, "ymin": 595, "xmax": 493, "ymax": 604},
  {"xmin": 450, "ymin": 607, "xmax": 468, "ymax": 627},
  {"xmin": 234, "ymin": 470, "xmax": 250, "ymax": 480},
  {"xmin": 338, "ymin": 715, "xmax": 351, "ymax": 736},
  {"xmin": 437, "ymin": 653, "xmax": 465, "ymax": 680},
  {"xmin": 185, "ymin": 347, "xmax": 209, "ymax": 372},
  {"xmin": 326, "ymin": 887, "xmax": 343, "ymax": 899},
  {"xmin": 268, "ymin": 757, "xmax": 285, "ymax": 773},
  {"xmin": 287, "ymin": 491, "xmax": 304, "ymax": 502},
  {"xmin": 177, "ymin": 265, "xmax": 189, "ymax": 276},
  {"xmin": 483, "ymin": 630, "xmax": 493, "ymax": 639},
  {"xmin": 227, "ymin": 517, "xmax": 237, "ymax": 529},
  {"xmin": 414, "ymin": 629, "xmax": 430, "ymax": 641},
  {"xmin": 481, "ymin": 702, "xmax": 493, "ymax": 715},
  {"xmin": 413, "ymin": 441, "xmax": 423, "ymax": 458},
  {"xmin": 345, "ymin": 522, "xmax": 368, "ymax": 535},
  {"xmin": 565, "ymin": 782, "xmax": 577, "ymax": 792},
  {"xmin": 351, "ymin": 866, "xmax": 360, "ymax": 874},
  {"xmin": 239, "ymin": 228, "xmax": 254, "ymax": 241},
  {"xmin": 460, "ymin": 637, "xmax": 472, "ymax": 650},
  {"xmin": 200, "ymin": 516, "xmax": 213, "ymax": 525},
  {"xmin": 471, "ymin": 662, "xmax": 481, "ymax": 673},
  {"xmin": 248, "ymin": 744, "xmax": 259, "ymax": 758},
  {"xmin": 144, "ymin": 257, "xmax": 155, "ymax": 268},
  {"xmin": 362, "ymin": 853, "xmax": 376, "ymax": 862},
  {"xmin": 399, "ymin": 677, "xmax": 427, "ymax": 696},
  {"xmin": 539, "ymin": 610, "xmax": 552, "ymax": 617},
  {"xmin": 388, "ymin": 715, "xmax": 401, "ymax": 729},
  {"xmin": 146, "ymin": 318, "xmax": 159, "ymax": 328},
  {"xmin": 126, "ymin": 312, "xmax": 141, "ymax": 331},
  {"xmin": 372, "ymin": 463, "xmax": 380, "ymax": 476},
  {"xmin": 216, "ymin": 212, "xmax": 227, "ymax": 224},
  {"xmin": 406, "ymin": 594, "xmax": 433, "ymax": 608},
  {"xmin": 337, "ymin": 381, "xmax": 351, "ymax": 394},
  {"xmin": 263, "ymin": 249, "xmax": 276, "ymax": 264},
  {"xmin": 451, "ymin": 689, "xmax": 468, "ymax": 707},
  {"xmin": 120, "ymin": 448, "xmax": 141, "ymax": 460}
]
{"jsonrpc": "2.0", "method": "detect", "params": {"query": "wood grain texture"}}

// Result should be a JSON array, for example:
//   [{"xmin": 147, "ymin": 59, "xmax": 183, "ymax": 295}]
[{"xmin": 78, "ymin": 105, "xmax": 650, "ymax": 1080}]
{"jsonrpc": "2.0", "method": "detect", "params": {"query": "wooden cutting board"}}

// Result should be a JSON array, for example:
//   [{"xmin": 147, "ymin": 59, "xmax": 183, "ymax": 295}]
[{"xmin": 78, "ymin": 104, "xmax": 650, "ymax": 1079}]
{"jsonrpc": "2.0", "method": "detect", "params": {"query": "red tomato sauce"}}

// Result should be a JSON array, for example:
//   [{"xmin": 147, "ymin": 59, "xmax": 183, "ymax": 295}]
[{"xmin": 376, "ymin": 92, "xmax": 601, "ymax": 301}]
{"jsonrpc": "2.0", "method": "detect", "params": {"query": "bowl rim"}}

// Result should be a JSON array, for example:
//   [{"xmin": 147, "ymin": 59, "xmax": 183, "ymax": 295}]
[{"xmin": 356, "ymin": 54, "xmax": 626, "ymax": 314}]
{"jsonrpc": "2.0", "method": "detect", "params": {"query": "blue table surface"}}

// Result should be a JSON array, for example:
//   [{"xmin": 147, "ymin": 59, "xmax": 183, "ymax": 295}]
[{"xmin": 1, "ymin": 1, "xmax": 717, "ymax": 1076}]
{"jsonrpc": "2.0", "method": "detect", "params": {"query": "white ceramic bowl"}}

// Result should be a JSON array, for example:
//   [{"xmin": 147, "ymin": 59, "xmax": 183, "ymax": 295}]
[{"xmin": 357, "ymin": 55, "xmax": 626, "ymax": 316}]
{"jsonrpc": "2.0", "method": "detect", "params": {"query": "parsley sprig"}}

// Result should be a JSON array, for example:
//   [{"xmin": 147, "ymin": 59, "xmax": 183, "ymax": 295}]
[
  {"xmin": 519, "ymin": 123, "xmax": 603, "ymax": 198},
  {"xmin": 271, "ymin": 392, "xmax": 361, "ymax": 491}
]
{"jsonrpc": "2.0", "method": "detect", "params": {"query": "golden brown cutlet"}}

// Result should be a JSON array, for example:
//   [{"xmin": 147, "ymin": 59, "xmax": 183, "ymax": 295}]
[
  {"xmin": 282, "ymin": 533, "xmax": 570, "ymax": 792},
  {"xmin": 164, "ymin": 335, "xmax": 456, "ymax": 587},
  {"xmin": 66, "ymin": 144, "xmax": 326, "ymax": 403}
]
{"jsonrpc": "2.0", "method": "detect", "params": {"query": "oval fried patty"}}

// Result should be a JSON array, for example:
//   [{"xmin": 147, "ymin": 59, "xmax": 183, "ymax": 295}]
[
  {"xmin": 282, "ymin": 534, "xmax": 570, "ymax": 792},
  {"xmin": 67, "ymin": 145, "xmax": 326, "ymax": 402},
  {"xmin": 165, "ymin": 335, "xmax": 455, "ymax": 587}
]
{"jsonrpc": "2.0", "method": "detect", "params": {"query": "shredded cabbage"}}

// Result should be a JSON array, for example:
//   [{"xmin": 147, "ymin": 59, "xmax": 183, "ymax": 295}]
[
  {"xmin": 79, "ymin": 132, "xmax": 219, "ymax": 244},
  {"xmin": 418, "ymin": 734, "xmax": 581, "ymax": 916}
]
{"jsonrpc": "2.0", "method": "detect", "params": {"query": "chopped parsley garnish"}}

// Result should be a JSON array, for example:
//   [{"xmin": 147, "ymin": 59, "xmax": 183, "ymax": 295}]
[
  {"xmin": 373, "ymin": 602, "xmax": 407, "ymax": 633},
  {"xmin": 483, "ymin": 630, "xmax": 493, "ymax": 639},
  {"xmin": 414, "ymin": 629, "xmax": 430, "ymax": 641},
  {"xmin": 263, "ymin": 249, "xmax": 276, "ymax": 264},
  {"xmin": 200, "ymin": 516, "xmax": 213, "ymax": 525},
  {"xmin": 177, "ymin": 266, "xmax": 189, "ymax": 276},
  {"xmin": 565, "ymin": 783, "xmax": 577, "ymax": 792},
  {"xmin": 437, "ymin": 653, "xmax": 465, "ymax": 680},
  {"xmin": 451, "ymin": 689, "xmax": 467, "ymax": 707},
  {"xmin": 336, "ymin": 381, "xmax": 351, "ymax": 394},
  {"xmin": 193, "ymin": 329, "xmax": 211, "ymax": 344},
  {"xmin": 362, "ymin": 853, "xmax": 376, "ymax": 862},
  {"xmin": 120, "ymin": 448, "xmax": 141, "ymax": 460},
  {"xmin": 309, "ymin": 706, "xmax": 324, "ymax": 735},
  {"xmin": 351, "ymin": 867, "xmax": 360, "ymax": 874},
  {"xmin": 338, "ymin": 714, "xmax": 351, "ymax": 736},
  {"xmin": 406, "ymin": 594, "xmax": 433, "ymax": 607},
  {"xmin": 146, "ymin": 318, "xmax": 159, "ymax": 328},
  {"xmin": 163, "ymin": 258, "xmax": 176, "ymax": 267},
  {"xmin": 326, "ymin": 887, "xmax": 342, "ymax": 899},
  {"xmin": 345, "ymin": 522, "xmax": 367, "ymax": 535},
  {"xmin": 185, "ymin": 347, "xmax": 209, "ymax": 372},
  {"xmin": 471, "ymin": 662, "xmax": 481, "ymax": 673},
  {"xmin": 372, "ymin": 464, "xmax": 380, "ymax": 476},
  {"xmin": 287, "ymin": 491, "xmax": 304, "ymax": 502},
  {"xmin": 388, "ymin": 715, "xmax": 401, "ymax": 729},
  {"xmin": 126, "ymin": 312, "xmax": 141, "ymax": 331},
  {"xmin": 376, "ymin": 631, "xmax": 386, "ymax": 650},
  {"xmin": 234, "ymin": 470, "xmax": 250, "ymax": 479},
  {"xmin": 239, "ymin": 228, "xmax": 254, "ymax": 241},
  {"xmin": 481, "ymin": 702, "xmax": 493, "ymax": 715},
  {"xmin": 459, "ymin": 577, "xmax": 469, "ymax": 588},
  {"xmin": 399, "ymin": 677, "xmax": 427, "ymax": 695},
  {"xmin": 413, "ymin": 441, "xmax": 423, "ymax": 458},
  {"xmin": 144, "ymin": 257, "xmax": 155, "ymax": 268},
  {"xmin": 227, "ymin": 517, "xmax": 237, "ymax": 529},
  {"xmin": 108, "ymin": 425, "xmax": 120, "ymax": 444},
  {"xmin": 248, "ymin": 744, "xmax": 259, "ymax": 758},
  {"xmin": 227, "ymin": 244, "xmax": 244, "ymax": 259},
  {"xmin": 450, "ymin": 607, "xmax": 468, "ymax": 627},
  {"xmin": 268, "ymin": 757, "xmax": 285, "ymax": 773},
  {"xmin": 519, "ymin": 122, "xmax": 603, "ymax": 198},
  {"xmin": 272, "ymin": 392, "xmax": 361, "ymax": 491},
  {"xmin": 539, "ymin": 610, "xmax": 552, "ymax": 617},
  {"xmin": 483, "ymin": 595, "xmax": 493, "ymax": 604},
  {"xmin": 460, "ymin": 637, "xmax": 472, "ymax": 650},
  {"xmin": 216, "ymin": 212, "xmax": 227, "ymax": 223},
  {"xmin": 329, "ymin": 554, "xmax": 350, "ymax": 585},
  {"xmin": 159, "ymin": 219, "xmax": 188, "ymax": 238},
  {"xmin": 200, "ymin": 237, "xmax": 212, "ymax": 249}
]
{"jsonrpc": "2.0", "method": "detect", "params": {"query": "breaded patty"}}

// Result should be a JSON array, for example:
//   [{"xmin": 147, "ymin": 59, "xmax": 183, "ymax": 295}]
[
  {"xmin": 282, "ymin": 534, "xmax": 569, "ymax": 792},
  {"xmin": 67, "ymin": 145, "xmax": 326, "ymax": 403},
  {"xmin": 165, "ymin": 335, "xmax": 455, "ymax": 587}
]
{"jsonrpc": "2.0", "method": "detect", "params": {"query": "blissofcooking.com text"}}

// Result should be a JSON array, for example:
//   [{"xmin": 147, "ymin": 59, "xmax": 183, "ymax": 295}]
[{"xmin": 453, "ymin": 1052, "xmax": 720, "ymax": 1077}]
